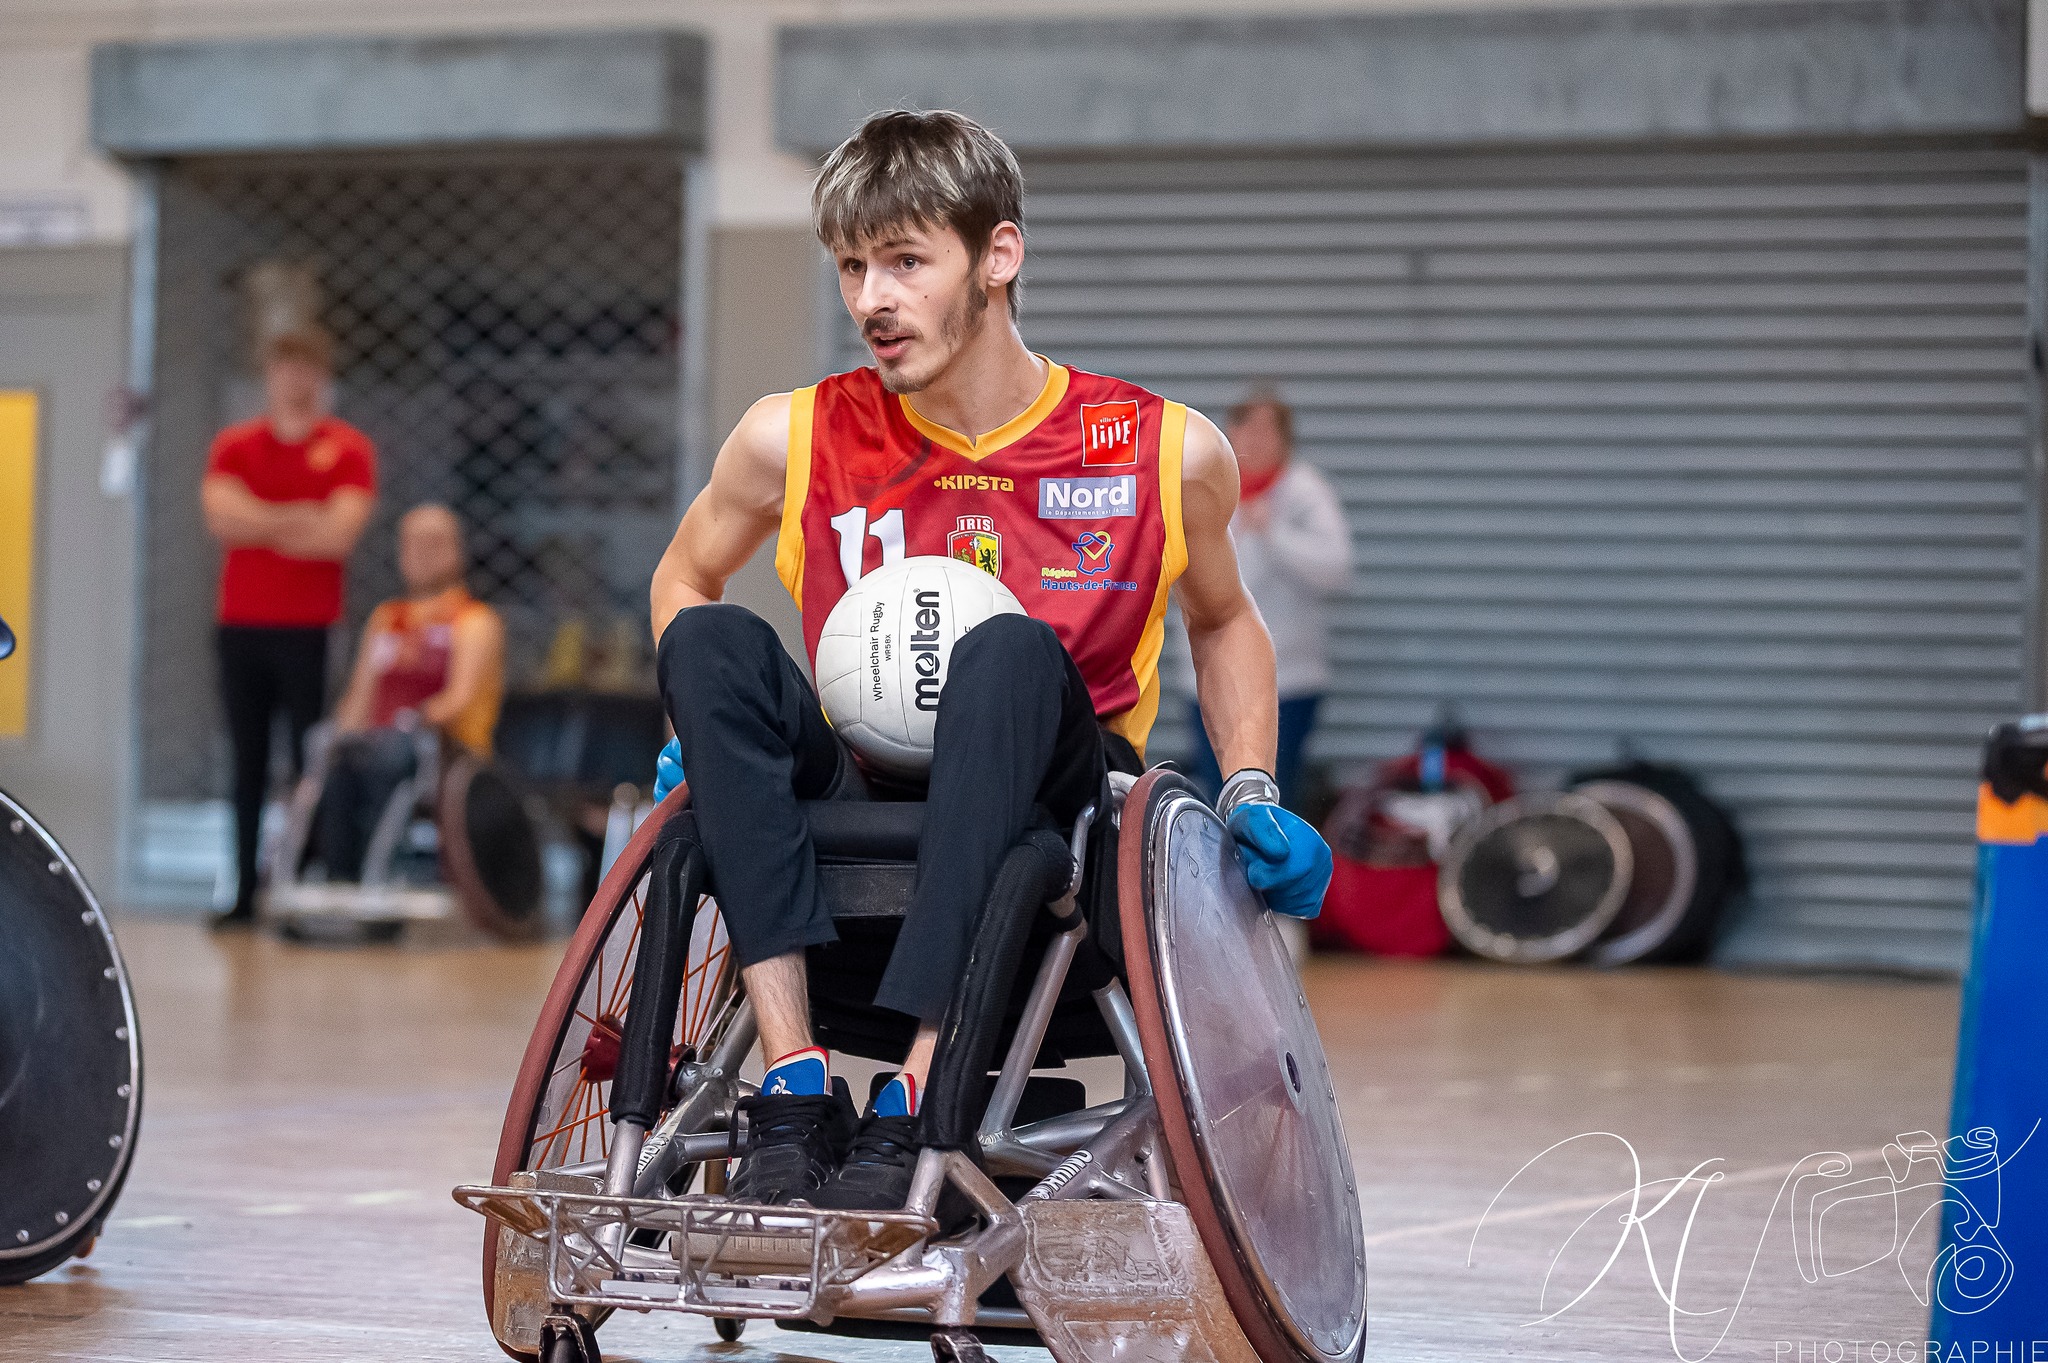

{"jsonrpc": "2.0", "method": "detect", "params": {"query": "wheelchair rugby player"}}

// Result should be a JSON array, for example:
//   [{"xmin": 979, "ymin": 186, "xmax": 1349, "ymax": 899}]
[
  {"xmin": 461, "ymin": 110, "xmax": 1364, "ymax": 1363},
  {"xmin": 264, "ymin": 504, "xmax": 546, "ymax": 939}
]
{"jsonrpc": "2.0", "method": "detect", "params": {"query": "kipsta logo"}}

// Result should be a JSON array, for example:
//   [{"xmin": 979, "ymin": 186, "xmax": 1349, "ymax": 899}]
[{"xmin": 1074, "ymin": 531, "xmax": 1114, "ymax": 576}]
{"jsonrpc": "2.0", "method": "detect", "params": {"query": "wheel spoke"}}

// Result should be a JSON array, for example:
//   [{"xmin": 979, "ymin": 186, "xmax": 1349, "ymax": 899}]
[
  {"xmin": 606, "ymin": 898, "xmax": 645, "ymax": 1017},
  {"xmin": 534, "ymin": 1081, "xmax": 595, "ymax": 1156}
]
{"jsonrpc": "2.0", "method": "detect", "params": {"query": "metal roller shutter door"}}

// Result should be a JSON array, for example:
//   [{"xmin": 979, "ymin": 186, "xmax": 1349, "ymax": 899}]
[{"xmin": 825, "ymin": 143, "xmax": 2030, "ymax": 971}]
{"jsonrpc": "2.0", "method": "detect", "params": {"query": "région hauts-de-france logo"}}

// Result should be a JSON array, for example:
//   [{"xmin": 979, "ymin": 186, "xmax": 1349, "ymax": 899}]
[
  {"xmin": 948, "ymin": 514, "xmax": 1001, "ymax": 578},
  {"xmin": 1081, "ymin": 401, "xmax": 1139, "ymax": 467},
  {"xmin": 1074, "ymin": 531, "xmax": 1114, "ymax": 576}
]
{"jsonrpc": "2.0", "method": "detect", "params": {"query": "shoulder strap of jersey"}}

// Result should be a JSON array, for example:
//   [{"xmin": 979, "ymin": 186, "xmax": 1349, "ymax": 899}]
[
  {"xmin": 1104, "ymin": 399, "xmax": 1190, "ymax": 754},
  {"xmin": 774, "ymin": 386, "xmax": 818, "ymax": 603}
]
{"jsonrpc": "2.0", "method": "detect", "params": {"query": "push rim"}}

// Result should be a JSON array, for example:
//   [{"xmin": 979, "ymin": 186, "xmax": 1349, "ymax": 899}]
[
  {"xmin": 1117, "ymin": 770, "xmax": 1368, "ymax": 1363},
  {"xmin": 480, "ymin": 787, "xmax": 736, "ymax": 1356}
]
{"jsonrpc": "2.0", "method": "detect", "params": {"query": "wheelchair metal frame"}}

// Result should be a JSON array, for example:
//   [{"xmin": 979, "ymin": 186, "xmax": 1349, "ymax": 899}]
[
  {"xmin": 264, "ymin": 720, "xmax": 456, "ymax": 925},
  {"xmin": 463, "ymin": 765, "xmax": 1365, "ymax": 1363},
  {"xmin": 459, "ymin": 779, "xmax": 1199, "ymax": 1336}
]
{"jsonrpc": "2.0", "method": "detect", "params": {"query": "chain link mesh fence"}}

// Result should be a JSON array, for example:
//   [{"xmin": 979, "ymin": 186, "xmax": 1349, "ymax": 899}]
[{"xmin": 144, "ymin": 148, "xmax": 682, "ymax": 800}]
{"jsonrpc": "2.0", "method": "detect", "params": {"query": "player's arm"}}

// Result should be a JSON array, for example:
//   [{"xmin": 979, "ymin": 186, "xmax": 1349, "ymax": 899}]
[
  {"xmin": 266, "ymin": 487, "xmax": 375, "ymax": 562},
  {"xmin": 420, "ymin": 609, "xmax": 505, "ymax": 732},
  {"xmin": 649, "ymin": 393, "xmax": 792, "ymax": 641},
  {"xmin": 201, "ymin": 474, "xmax": 288, "ymax": 548},
  {"xmin": 1179, "ymin": 409, "xmax": 1279, "ymax": 776},
  {"xmin": 330, "ymin": 614, "xmax": 385, "ymax": 734}
]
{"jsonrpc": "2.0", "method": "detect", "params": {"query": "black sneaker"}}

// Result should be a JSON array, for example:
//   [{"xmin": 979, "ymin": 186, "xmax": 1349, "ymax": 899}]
[
  {"xmin": 725, "ymin": 1079, "xmax": 855, "ymax": 1205},
  {"xmin": 811, "ymin": 1111, "xmax": 921, "ymax": 1212},
  {"xmin": 209, "ymin": 903, "xmax": 257, "ymax": 932}
]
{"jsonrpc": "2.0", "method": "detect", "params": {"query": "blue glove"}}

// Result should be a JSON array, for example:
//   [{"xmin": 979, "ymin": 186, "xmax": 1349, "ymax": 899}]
[
  {"xmin": 653, "ymin": 736, "xmax": 684, "ymax": 804},
  {"xmin": 1226, "ymin": 798, "xmax": 1332, "ymax": 921}
]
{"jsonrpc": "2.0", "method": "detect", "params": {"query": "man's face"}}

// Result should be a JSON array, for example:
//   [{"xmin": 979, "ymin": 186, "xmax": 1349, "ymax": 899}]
[
  {"xmin": 1228, "ymin": 404, "xmax": 1290, "ymax": 477},
  {"xmin": 263, "ymin": 355, "xmax": 328, "ymax": 423},
  {"xmin": 398, "ymin": 512, "xmax": 464, "ymax": 595},
  {"xmin": 836, "ymin": 223, "xmax": 993, "ymax": 394}
]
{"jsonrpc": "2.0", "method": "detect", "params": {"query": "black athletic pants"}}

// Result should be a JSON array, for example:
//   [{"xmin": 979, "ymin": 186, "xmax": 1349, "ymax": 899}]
[
  {"xmin": 656, "ymin": 604, "xmax": 1105, "ymax": 1022},
  {"xmin": 313, "ymin": 729, "xmax": 417, "ymax": 882},
  {"xmin": 217, "ymin": 625, "xmax": 328, "ymax": 915}
]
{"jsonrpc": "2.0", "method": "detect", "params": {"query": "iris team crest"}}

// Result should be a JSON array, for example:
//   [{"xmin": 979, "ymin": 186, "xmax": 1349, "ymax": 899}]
[{"xmin": 948, "ymin": 515, "xmax": 1002, "ymax": 578}]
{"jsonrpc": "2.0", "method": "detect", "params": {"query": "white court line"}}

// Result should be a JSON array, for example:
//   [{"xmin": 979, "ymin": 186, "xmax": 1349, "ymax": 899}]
[{"xmin": 1362, "ymin": 1146, "xmax": 1887, "ymax": 1248}]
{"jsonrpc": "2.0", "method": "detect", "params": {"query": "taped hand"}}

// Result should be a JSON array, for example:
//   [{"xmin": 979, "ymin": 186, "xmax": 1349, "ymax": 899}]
[
  {"xmin": 653, "ymin": 736, "xmax": 684, "ymax": 805},
  {"xmin": 1225, "ymin": 799, "xmax": 1333, "ymax": 921}
]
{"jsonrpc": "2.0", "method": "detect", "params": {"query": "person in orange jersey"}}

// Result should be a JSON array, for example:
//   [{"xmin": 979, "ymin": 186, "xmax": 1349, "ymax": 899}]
[
  {"xmin": 317, "ymin": 504, "xmax": 504, "ymax": 882},
  {"xmin": 645, "ymin": 111, "xmax": 1330, "ymax": 1211}
]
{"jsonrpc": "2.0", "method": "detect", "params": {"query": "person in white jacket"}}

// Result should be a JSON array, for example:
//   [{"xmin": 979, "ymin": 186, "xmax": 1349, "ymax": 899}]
[{"xmin": 1186, "ymin": 389, "xmax": 1353, "ymax": 810}]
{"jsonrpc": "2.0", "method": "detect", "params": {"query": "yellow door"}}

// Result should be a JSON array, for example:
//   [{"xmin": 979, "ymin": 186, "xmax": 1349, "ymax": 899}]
[{"xmin": 0, "ymin": 390, "xmax": 39, "ymax": 737}]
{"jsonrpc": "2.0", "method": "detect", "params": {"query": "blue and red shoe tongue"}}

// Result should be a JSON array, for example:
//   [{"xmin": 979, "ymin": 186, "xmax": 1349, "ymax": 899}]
[
  {"xmin": 762, "ymin": 1047, "xmax": 828, "ymax": 1098},
  {"xmin": 873, "ymin": 1072, "xmax": 918, "ymax": 1118}
]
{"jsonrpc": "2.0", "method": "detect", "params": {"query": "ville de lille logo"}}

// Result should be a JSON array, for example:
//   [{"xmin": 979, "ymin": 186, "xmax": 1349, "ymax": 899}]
[{"xmin": 1081, "ymin": 401, "xmax": 1139, "ymax": 468}]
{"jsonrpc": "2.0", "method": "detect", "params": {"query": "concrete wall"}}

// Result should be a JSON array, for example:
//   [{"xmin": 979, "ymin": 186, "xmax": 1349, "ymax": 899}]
[
  {"xmin": 781, "ymin": 0, "xmax": 2024, "ymax": 151},
  {"xmin": 2, "ymin": 0, "xmax": 1896, "ymax": 249},
  {"xmin": 0, "ymin": 244, "xmax": 133, "ymax": 893}
]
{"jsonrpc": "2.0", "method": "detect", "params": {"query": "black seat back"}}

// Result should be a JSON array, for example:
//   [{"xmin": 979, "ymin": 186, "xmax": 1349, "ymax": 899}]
[{"xmin": 773, "ymin": 799, "xmax": 1121, "ymax": 1073}]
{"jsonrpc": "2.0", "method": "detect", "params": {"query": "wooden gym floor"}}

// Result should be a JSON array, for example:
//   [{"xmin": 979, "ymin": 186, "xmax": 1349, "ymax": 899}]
[{"xmin": 1, "ymin": 917, "xmax": 1959, "ymax": 1362}]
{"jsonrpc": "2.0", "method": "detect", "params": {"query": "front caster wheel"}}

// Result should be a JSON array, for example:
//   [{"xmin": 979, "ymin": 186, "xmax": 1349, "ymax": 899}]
[
  {"xmin": 713, "ymin": 1316, "xmax": 745, "ymax": 1341},
  {"xmin": 931, "ymin": 1328, "xmax": 986, "ymax": 1362},
  {"xmin": 538, "ymin": 1312, "xmax": 602, "ymax": 1363}
]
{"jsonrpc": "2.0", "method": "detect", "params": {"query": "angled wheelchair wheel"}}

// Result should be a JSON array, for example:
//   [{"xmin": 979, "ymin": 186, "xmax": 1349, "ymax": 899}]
[
  {"xmin": 1117, "ymin": 771, "xmax": 1367, "ymax": 1363},
  {"xmin": 481, "ymin": 787, "xmax": 739, "ymax": 1359},
  {"xmin": 0, "ymin": 791, "xmax": 143, "ymax": 1285},
  {"xmin": 442, "ymin": 754, "xmax": 547, "ymax": 942}
]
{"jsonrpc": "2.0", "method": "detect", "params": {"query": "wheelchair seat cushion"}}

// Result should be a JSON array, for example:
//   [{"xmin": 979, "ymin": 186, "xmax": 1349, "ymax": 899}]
[{"xmin": 801, "ymin": 800, "xmax": 924, "ymax": 862}]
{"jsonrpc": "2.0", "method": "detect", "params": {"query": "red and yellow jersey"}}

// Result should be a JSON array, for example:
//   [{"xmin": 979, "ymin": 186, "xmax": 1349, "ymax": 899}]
[
  {"xmin": 362, "ymin": 587, "xmax": 503, "ymax": 755},
  {"xmin": 776, "ymin": 360, "xmax": 1188, "ymax": 756}
]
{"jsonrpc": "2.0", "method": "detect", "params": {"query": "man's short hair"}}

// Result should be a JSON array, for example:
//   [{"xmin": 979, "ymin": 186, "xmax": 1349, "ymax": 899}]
[
  {"xmin": 813, "ymin": 110, "xmax": 1026, "ymax": 318},
  {"xmin": 261, "ymin": 326, "xmax": 334, "ymax": 372},
  {"xmin": 1227, "ymin": 386, "xmax": 1295, "ymax": 447}
]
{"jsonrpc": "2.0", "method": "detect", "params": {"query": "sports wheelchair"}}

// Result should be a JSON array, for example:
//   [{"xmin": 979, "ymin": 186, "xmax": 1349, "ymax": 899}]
[
  {"xmin": 0, "ymin": 612, "xmax": 143, "ymax": 1285},
  {"xmin": 457, "ymin": 766, "xmax": 1368, "ymax": 1363},
  {"xmin": 265, "ymin": 722, "xmax": 545, "ymax": 941}
]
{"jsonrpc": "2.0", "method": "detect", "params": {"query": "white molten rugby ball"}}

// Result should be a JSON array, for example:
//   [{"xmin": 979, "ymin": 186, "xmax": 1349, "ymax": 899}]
[{"xmin": 816, "ymin": 555, "xmax": 1025, "ymax": 778}]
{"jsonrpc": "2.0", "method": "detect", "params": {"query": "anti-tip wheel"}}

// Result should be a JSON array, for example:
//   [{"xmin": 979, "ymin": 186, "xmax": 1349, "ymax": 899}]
[
  {"xmin": 713, "ymin": 1317, "xmax": 745, "ymax": 1341},
  {"xmin": 930, "ymin": 1328, "xmax": 987, "ymax": 1362},
  {"xmin": 538, "ymin": 1313, "xmax": 602, "ymax": 1363}
]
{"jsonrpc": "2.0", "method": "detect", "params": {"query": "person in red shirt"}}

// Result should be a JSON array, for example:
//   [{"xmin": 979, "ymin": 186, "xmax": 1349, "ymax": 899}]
[{"xmin": 200, "ymin": 327, "xmax": 377, "ymax": 928}]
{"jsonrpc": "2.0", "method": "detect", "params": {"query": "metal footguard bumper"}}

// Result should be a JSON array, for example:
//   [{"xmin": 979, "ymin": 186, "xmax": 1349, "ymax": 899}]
[{"xmin": 456, "ymin": 1175, "xmax": 937, "ymax": 1322}]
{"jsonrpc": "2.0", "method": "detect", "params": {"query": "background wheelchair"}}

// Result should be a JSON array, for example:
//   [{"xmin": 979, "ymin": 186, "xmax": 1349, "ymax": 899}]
[
  {"xmin": 264, "ymin": 721, "xmax": 546, "ymax": 941},
  {"xmin": 458, "ymin": 763, "xmax": 1368, "ymax": 1363},
  {"xmin": 0, "ymin": 613, "xmax": 144, "ymax": 1285}
]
